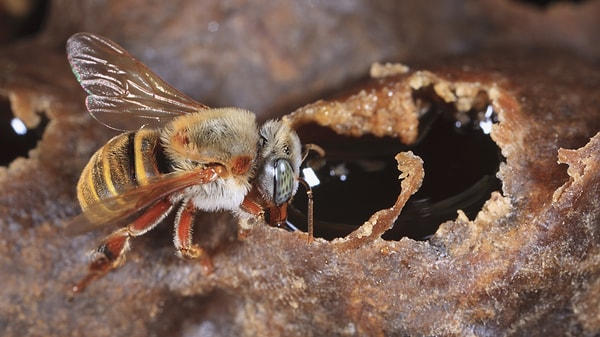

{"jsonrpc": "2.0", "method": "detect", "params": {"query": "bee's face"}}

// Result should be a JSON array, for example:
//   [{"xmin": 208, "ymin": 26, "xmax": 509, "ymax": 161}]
[{"xmin": 255, "ymin": 120, "xmax": 302, "ymax": 207}]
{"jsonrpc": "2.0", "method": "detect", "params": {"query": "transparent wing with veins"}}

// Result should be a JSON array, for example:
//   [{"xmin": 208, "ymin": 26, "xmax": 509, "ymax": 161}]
[
  {"xmin": 65, "ymin": 167, "xmax": 220, "ymax": 236},
  {"xmin": 66, "ymin": 32, "xmax": 209, "ymax": 131}
]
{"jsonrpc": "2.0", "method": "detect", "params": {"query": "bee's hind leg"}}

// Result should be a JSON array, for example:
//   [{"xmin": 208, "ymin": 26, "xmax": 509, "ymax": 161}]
[
  {"xmin": 71, "ymin": 227, "xmax": 130, "ymax": 294},
  {"xmin": 72, "ymin": 199, "xmax": 174, "ymax": 293},
  {"xmin": 173, "ymin": 201, "xmax": 215, "ymax": 274}
]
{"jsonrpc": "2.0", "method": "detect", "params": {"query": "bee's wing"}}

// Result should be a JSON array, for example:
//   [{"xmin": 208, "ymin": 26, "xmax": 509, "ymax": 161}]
[
  {"xmin": 66, "ymin": 32, "xmax": 209, "ymax": 131},
  {"xmin": 64, "ymin": 166, "xmax": 220, "ymax": 236}
]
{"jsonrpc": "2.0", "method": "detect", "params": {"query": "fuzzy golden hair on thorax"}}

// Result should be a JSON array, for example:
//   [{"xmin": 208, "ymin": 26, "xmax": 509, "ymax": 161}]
[{"xmin": 160, "ymin": 108, "xmax": 259, "ymax": 176}]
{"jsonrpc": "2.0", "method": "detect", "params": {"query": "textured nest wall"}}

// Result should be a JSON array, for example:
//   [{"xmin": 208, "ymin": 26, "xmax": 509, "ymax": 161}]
[{"xmin": 1, "ymin": 1, "xmax": 600, "ymax": 336}]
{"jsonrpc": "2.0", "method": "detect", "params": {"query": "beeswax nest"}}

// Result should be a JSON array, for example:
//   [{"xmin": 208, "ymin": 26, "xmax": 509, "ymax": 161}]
[{"xmin": 1, "ymin": 1, "xmax": 599, "ymax": 334}]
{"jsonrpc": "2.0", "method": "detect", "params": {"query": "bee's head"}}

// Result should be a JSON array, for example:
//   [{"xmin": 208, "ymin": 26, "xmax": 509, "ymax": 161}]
[{"xmin": 255, "ymin": 119, "xmax": 302, "ymax": 207}]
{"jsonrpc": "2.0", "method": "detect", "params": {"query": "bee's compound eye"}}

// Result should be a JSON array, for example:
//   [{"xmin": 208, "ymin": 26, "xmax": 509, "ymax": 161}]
[{"xmin": 273, "ymin": 159, "xmax": 295, "ymax": 206}]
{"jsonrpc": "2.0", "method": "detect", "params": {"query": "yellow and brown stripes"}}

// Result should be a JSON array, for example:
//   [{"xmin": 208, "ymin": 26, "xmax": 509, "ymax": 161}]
[{"xmin": 76, "ymin": 129, "xmax": 169, "ymax": 213}]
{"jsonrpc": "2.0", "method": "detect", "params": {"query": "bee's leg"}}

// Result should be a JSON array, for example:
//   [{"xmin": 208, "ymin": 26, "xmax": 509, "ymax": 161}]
[
  {"xmin": 72, "ymin": 199, "xmax": 174, "ymax": 293},
  {"xmin": 173, "ymin": 201, "xmax": 215, "ymax": 274}
]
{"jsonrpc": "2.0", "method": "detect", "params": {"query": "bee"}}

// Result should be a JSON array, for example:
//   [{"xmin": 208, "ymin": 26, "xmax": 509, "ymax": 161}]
[{"xmin": 66, "ymin": 32, "xmax": 307, "ymax": 292}]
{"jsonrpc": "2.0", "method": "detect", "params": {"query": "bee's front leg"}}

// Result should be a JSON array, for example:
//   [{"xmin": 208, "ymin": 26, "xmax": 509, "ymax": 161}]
[
  {"xmin": 173, "ymin": 201, "xmax": 215, "ymax": 274},
  {"xmin": 72, "ymin": 199, "xmax": 174, "ymax": 293}
]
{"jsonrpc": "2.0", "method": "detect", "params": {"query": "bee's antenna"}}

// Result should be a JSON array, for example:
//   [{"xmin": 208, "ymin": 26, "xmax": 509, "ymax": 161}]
[
  {"xmin": 297, "ymin": 178, "xmax": 314, "ymax": 243},
  {"xmin": 302, "ymin": 143, "xmax": 326, "ymax": 161},
  {"xmin": 298, "ymin": 143, "xmax": 324, "ymax": 243}
]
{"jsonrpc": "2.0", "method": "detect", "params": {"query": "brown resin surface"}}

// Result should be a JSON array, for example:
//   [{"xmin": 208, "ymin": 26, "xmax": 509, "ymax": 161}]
[{"xmin": 1, "ymin": 1, "xmax": 599, "ymax": 336}]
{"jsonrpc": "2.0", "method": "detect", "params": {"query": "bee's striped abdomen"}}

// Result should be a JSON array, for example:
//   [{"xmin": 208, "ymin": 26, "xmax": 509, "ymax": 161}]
[{"xmin": 76, "ymin": 129, "xmax": 171, "ymax": 212}]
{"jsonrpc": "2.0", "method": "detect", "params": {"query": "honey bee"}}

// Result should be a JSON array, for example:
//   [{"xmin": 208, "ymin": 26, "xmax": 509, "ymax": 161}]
[{"xmin": 66, "ymin": 32, "xmax": 307, "ymax": 292}]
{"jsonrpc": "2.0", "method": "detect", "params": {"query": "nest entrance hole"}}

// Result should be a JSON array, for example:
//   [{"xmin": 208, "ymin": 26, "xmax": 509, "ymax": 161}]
[{"xmin": 290, "ymin": 86, "xmax": 503, "ymax": 240}]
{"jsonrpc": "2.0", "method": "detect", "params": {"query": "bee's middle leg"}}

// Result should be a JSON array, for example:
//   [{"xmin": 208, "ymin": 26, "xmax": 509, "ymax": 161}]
[
  {"xmin": 173, "ymin": 201, "xmax": 215, "ymax": 274},
  {"xmin": 73, "ymin": 199, "xmax": 174, "ymax": 293}
]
